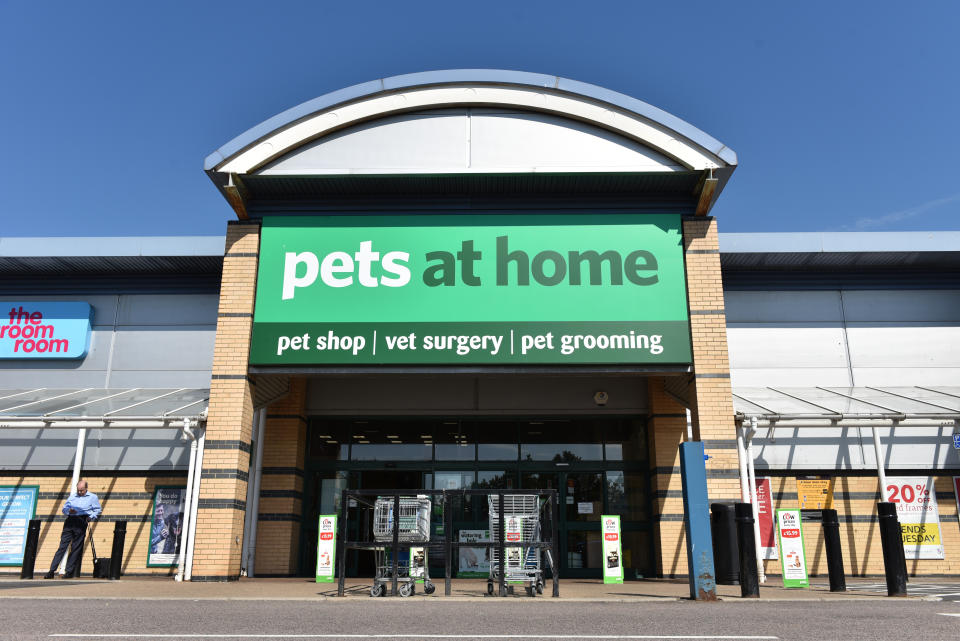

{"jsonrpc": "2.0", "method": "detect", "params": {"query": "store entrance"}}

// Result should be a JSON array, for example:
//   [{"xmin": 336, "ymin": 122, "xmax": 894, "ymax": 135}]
[{"xmin": 298, "ymin": 417, "xmax": 652, "ymax": 579}]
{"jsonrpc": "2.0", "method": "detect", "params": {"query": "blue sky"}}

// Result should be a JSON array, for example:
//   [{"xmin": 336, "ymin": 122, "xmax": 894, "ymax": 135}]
[{"xmin": 2, "ymin": 1, "xmax": 958, "ymax": 236}]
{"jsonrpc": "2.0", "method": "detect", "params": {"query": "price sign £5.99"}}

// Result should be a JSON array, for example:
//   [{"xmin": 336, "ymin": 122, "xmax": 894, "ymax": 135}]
[{"xmin": 886, "ymin": 476, "xmax": 944, "ymax": 560}]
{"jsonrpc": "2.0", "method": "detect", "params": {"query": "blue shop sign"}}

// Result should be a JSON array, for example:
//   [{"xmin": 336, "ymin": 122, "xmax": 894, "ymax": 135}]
[{"xmin": 0, "ymin": 302, "xmax": 93, "ymax": 359}]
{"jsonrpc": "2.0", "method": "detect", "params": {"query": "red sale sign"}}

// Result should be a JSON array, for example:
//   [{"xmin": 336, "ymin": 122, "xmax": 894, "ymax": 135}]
[
  {"xmin": 756, "ymin": 477, "xmax": 777, "ymax": 559},
  {"xmin": 886, "ymin": 476, "xmax": 943, "ymax": 560}
]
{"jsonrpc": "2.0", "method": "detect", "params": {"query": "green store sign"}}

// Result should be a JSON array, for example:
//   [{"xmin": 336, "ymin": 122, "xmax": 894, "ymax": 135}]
[{"xmin": 250, "ymin": 214, "xmax": 691, "ymax": 365}]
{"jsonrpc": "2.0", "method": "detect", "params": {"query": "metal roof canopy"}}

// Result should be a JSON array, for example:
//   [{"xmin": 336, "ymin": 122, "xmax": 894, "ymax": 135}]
[
  {"xmin": 733, "ymin": 386, "xmax": 960, "ymax": 428},
  {"xmin": 0, "ymin": 388, "xmax": 208, "ymax": 428}
]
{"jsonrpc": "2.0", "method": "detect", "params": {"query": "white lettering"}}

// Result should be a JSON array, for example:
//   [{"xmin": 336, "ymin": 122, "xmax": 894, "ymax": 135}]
[{"xmin": 282, "ymin": 252, "xmax": 319, "ymax": 300}]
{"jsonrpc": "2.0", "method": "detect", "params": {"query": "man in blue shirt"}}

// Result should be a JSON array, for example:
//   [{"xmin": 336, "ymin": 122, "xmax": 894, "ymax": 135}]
[{"xmin": 44, "ymin": 480, "xmax": 102, "ymax": 578}]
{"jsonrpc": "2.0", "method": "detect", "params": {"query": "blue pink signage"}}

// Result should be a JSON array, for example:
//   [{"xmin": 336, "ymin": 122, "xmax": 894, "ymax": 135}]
[{"xmin": 0, "ymin": 302, "xmax": 93, "ymax": 359}]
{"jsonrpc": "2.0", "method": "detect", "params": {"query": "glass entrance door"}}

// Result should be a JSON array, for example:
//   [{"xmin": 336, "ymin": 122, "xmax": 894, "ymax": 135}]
[{"xmin": 519, "ymin": 471, "xmax": 603, "ymax": 577}]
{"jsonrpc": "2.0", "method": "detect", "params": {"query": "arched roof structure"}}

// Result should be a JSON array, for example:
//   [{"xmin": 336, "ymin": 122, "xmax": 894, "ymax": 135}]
[{"xmin": 205, "ymin": 70, "xmax": 737, "ymax": 218}]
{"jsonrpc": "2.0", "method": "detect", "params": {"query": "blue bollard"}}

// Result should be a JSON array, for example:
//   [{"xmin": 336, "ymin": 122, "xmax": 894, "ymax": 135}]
[{"xmin": 679, "ymin": 441, "xmax": 717, "ymax": 601}]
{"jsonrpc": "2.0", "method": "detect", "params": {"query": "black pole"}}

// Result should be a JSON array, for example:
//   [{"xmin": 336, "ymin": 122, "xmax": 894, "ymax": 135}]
[
  {"xmin": 391, "ymin": 494, "xmax": 400, "ymax": 597},
  {"xmin": 734, "ymin": 503, "xmax": 760, "ymax": 598},
  {"xmin": 550, "ymin": 490, "xmax": 559, "ymax": 598},
  {"xmin": 336, "ymin": 490, "xmax": 348, "ymax": 597},
  {"xmin": 821, "ymin": 509, "xmax": 846, "ymax": 592},
  {"xmin": 877, "ymin": 502, "xmax": 907, "ymax": 596},
  {"xmin": 20, "ymin": 519, "xmax": 41, "ymax": 579},
  {"xmin": 444, "ymin": 490, "xmax": 452, "ymax": 596},
  {"xmin": 109, "ymin": 521, "xmax": 126, "ymax": 580},
  {"xmin": 497, "ymin": 493, "xmax": 505, "ymax": 597}
]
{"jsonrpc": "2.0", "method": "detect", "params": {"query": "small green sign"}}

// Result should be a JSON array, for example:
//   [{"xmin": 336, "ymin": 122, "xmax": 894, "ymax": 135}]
[
  {"xmin": 601, "ymin": 515, "xmax": 624, "ymax": 584},
  {"xmin": 775, "ymin": 509, "xmax": 808, "ymax": 588},
  {"xmin": 251, "ymin": 214, "xmax": 691, "ymax": 365},
  {"xmin": 315, "ymin": 514, "xmax": 337, "ymax": 583}
]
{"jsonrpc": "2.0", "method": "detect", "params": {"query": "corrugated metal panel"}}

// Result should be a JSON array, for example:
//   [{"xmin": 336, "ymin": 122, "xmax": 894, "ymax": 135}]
[{"xmin": 0, "ymin": 255, "xmax": 222, "ymax": 277}]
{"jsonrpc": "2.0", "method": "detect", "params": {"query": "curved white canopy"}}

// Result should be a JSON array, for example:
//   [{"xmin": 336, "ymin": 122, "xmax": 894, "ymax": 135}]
[{"xmin": 206, "ymin": 70, "xmax": 736, "ymax": 177}]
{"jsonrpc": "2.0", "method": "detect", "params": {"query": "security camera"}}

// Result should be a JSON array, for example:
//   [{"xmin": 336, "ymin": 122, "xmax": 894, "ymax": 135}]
[{"xmin": 593, "ymin": 391, "xmax": 609, "ymax": 406}]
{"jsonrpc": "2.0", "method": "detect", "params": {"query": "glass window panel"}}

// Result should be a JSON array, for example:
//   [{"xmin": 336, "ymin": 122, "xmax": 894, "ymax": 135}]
[
  {"xmin": 477, "ymin": 471, "xmax": 514, "ymax": 490},
  {"xmin": 474, "ymin": 421, "xmax": 518, "ymax": 461},
  {"xmin": 605, "ymin": 471, "xmax": 648, "ymax": 520},
  {"xmin": 308, "ymin": 421, "xmax": 349, "ymax": 461},
  {"xmin": 520, "ymin": 420, "xmax": 602, "ymax": 462},
  {"xmin": 434, "ymin": 421, "xmax": 476, "ymax": 461},
  {"xmin": 566, "ymin": 472, "xmax": 602, "ymax": 522},
  {"xmin": 604, "ymin": 420, "xmax": 648, "ymax": 462},
  {"xmin": 566, "ymin": 530, "xmax": 602, "ymax": 570},
  {"xmin": 349, "ymin": 421, "xmax": 433, "ymax": 461}
]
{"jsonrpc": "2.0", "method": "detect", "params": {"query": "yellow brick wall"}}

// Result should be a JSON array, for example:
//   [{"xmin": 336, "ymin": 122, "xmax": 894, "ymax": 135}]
[
  {"xmin": 647, "ymin": 377, "xmax": 689, "ymax": 577},
  {"xmin": 192, "ymin": 221, "xmax": 261, "ymax": 580},
  {"xmin": 0, "ymin": 474, "xmax": 187, "ymax": 576}
]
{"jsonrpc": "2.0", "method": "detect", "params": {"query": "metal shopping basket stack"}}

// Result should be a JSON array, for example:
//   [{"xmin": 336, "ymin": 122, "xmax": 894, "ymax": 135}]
[
  {"xmin": 487, "ymin": 494, "xmax": 545, "ymax": 597},
  {"xmin": 371, "ymin": 495, "xmax": 435, "ymax": 597}
]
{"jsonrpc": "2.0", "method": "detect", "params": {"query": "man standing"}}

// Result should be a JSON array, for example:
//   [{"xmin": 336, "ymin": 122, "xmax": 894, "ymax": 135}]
[{"xmin": 44, "ymin": 480, "xmax": 101, "ymax": 578}]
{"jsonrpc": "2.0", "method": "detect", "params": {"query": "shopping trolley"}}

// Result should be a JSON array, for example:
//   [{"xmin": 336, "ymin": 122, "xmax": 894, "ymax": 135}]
[
  {"xmin": 370, "ymin": 495, "xmax": 435, "ymax": 597},
  {"xmin": 487, "ymin": 494, "xmax": 545, "ymax": 596}
]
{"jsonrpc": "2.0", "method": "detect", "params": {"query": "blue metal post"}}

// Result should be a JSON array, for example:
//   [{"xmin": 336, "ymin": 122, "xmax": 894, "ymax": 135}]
[{"xmin": 679, "ymin": 441, "xmax": 717, "ymax": 600}]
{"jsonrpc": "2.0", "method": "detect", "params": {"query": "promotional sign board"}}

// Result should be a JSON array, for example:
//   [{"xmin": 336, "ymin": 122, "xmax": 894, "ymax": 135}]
[
  {"xmin": 601, "ymin": 515, "xmax": 624, "ymax": 584},
  {"xmin": 886, "ymin": 476, "xmax": 944, "ymax": 559},
  {"xmin": 0, "ymin": 486, "xmax": 39, "ymax": 565},
  {"xmin": 796, "ymin": 478, "xmax": 834, "ymax": 510},
  {"xmin": 251, "ymin": 214, "xmax": 691, "ymax": 365},
  {"xmin": 315, "ymin": 514, "xmax": 337, "ymax": 583},
  {"xmin": 458, "ymin": 529, "xmax": 490, "ymax": 578},
  {"xmin": 147, "ymin": 487, "xmax": 186, "ymax": 566},
  {"xmin": 756, "ymin": 477, "xmax": 777, "ymax": 559},
  {"xmin": 775, "ymin": 509, "xmax": 808, "ymax": 588},
  {"xmin": 0, "ymin": 302, "xmax": 92, "ymax": 359},
  {"xmin": 954, "ymin": 478, "xmax": 960, "ymax": 532}
]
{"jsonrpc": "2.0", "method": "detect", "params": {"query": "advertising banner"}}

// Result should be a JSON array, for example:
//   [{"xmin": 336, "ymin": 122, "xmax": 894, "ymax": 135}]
[
  {"xmin": 601, "ymin": 515, "xmax": 623, "ymax": 584},
  {"xmin": 0, "ymin": 486, "xmax": 38, "ymax": 565},
  {"xmin": 756, "ymin": 477, "xmax": 777, "ymax": 559},
  {"xmin": 458, "ymin": 529, "xmax": 490, "ymax": 578},
  {"xmin": 315, "ymin": 514, "xmax": 337, "ymax": 583},
  {"xmin": 409, "ymin": 546, "xmax": 426, "ymax": 580},
  {"xmin": 775, "ymin": 509, "xmax": 808, "ymax": 588},
  {"xmin": 0, "ymin": 302, "xmax": 92, "ymax": 359},
  {"xmin": 796, "ymin": 477, "xmax": 834, "ymax": 510},
  {"xmin": 147, "ymin": 487, "xmax": 186, "ymax": 566},
  {"xmin": 954, "ymin": 477, "xmax": 960, "ymax": 533},
  {"xmin": 251, "ymin": 214, "xmax": 691, "ymax": 365},
  {"xmin": 886, "ymin": 476, "xmax": 944, "ymax": 559}
]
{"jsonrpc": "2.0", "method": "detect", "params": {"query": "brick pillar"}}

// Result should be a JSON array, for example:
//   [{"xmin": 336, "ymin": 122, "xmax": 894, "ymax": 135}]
[
  {"xmin": 648, "ymin": 377, "xmax": 690, "ymax": 577},
  {"xmin": 255, "ymin": 378, "xmax": 308, "ymax": 575},
  {"xmin": 193, "ymin": 221, "xmax": 261, "ymax": 581},
  {"xmin": 682, "ymin": 216, "xmax": 739, "ymax": 502}
]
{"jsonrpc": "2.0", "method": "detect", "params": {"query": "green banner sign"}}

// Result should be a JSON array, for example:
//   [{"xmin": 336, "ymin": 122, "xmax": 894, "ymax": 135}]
[{"xmin": 251, "ymin": 214, "xmax": 690, "ymax": 365}]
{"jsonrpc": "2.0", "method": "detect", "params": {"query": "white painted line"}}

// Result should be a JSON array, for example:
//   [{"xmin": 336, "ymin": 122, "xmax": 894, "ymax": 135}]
[{"xmin": 49, "ymin": 635, "xmax": 780, "ymax": 640}]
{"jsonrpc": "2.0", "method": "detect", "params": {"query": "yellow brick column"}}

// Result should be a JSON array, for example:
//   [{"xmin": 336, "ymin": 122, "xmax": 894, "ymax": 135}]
[
  {"xmin": 647, "ymin": 377, "xmax": 691, "ymax": 577},
  {"xmin": 255, "ymin": 378, "xmax": 308, "ymax": 575},
  {"xmin": 683, "ymin": 216, "xmax": 740, "ymax": 502},
  {"xmin": 192, "ymin": 221, "xmax": 260, "ymax": 581}
]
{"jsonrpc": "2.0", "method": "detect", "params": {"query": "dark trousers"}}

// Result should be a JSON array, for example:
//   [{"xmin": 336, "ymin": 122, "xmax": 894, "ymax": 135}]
[{"xmin": 49, "ymin": 516, "xmax": 87, "ymax": 576}]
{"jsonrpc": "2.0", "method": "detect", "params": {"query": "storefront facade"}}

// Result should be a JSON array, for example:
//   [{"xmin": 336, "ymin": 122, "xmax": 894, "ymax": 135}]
[{"xmin": 1, "ymin": 71, "xmax": 958, "ymax": 581}]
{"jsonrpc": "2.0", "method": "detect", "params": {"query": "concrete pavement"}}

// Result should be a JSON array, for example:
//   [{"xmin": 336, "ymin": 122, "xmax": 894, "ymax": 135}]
[{"xmin": 0, "ymin": 576, "xmax": 944, "ymax": 601}]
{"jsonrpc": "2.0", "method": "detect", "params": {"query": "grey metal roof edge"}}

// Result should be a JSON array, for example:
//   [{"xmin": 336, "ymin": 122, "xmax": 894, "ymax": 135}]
[
  {"xmin": 204, "ymin": 69, "xmax": 737, "ymax": 171},
  {"xmin": 719, "ymin": 231, "xmax": 960, "ymax": 254},
  {"xmin": 0, "ymin": 236, "xmax": 226, "ymax": 258}
]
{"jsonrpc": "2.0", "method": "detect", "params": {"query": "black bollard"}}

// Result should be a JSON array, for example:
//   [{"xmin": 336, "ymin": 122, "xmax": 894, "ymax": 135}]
[
  {"xmin": 19, "ymin": 519, "xmax": 41, "ymax": 579},
  {"xmin": 109, "ymin": 521, "xmax": 127, "ymax": 580},
  {"xmin": 877, "ymin": 502, "xmax": 907, "ymax": 596},
  {"xmin": 711, "ymin": 503, "xmax": 740, "ymax": 585},
  {"xmin": 734, "ymin": 503, "xmax": 760, "ymax": 598},
  {"xmin": 821, "ymin": 509, "xmax": 846, "ymax": 592}
]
